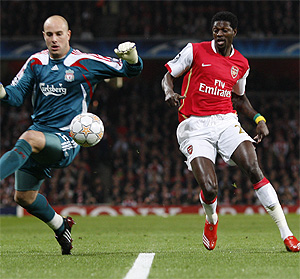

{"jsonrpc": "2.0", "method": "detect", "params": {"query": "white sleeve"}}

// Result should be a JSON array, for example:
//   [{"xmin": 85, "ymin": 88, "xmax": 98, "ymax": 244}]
[
  {"xmin": 165, "ymin": 43, "xmax": 193, "ymax": 78},
  {"xmin": 232, "ymin": 68, "xmax": 250, "ymax": 96}
]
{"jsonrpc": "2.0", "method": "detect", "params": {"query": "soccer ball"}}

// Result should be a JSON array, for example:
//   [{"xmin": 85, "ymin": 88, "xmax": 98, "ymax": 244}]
[{"xmin": 70, "ymin": 113, "xmax": 104, "ymax": 147}]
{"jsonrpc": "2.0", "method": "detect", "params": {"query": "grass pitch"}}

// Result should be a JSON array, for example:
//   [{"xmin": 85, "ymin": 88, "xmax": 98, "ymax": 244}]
[{"xmin": 1, "ymin": 214, "xmax": 299, "ymax": 279}]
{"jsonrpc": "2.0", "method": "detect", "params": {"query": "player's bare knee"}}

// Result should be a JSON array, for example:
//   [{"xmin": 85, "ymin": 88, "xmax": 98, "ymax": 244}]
[
  {"xmin": 19, "ymin": 130, "xmax": 45, "ymax": 153},
  {"xmin": 14, "ymin": 194, "xmax": 29, "ymax": 207},
  {"xmin": 245, "ymin": 161, "xmax": 263, "ymax": 182},
  {"xmin": 14, "ymin": 191, "xmax": 36, "ymax": 207}
]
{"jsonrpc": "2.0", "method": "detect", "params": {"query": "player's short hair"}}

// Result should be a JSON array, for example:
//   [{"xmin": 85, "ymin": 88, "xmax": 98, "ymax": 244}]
[{"xmin": 211, "ymin": 11, "xmax": 238, "ymax": 30}]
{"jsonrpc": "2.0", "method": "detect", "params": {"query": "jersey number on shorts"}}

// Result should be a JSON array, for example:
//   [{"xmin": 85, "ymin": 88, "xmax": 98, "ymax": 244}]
[{"xmin": 235, "ymin": 124, "xmax": 245, "ymax": 134}]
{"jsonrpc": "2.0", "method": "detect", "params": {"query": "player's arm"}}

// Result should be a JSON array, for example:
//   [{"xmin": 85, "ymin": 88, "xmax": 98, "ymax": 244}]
[
  {"xmin": 232, "ymin": 93, "xmax": 269, "ymax": 143},
  {"xmin": 89, "ymin": 42, "xmax": 143, "ymax": 80},
  {"xmin": 162, "ymin": 43, "xmax": 193, "ymax": 107},
  {"xmin": 161, "ymin": 72, "xmax": 185, "ymax": 107},
  {"xmin": 1, "ymin": 58, "xmax": 35, "ymax": 106}
]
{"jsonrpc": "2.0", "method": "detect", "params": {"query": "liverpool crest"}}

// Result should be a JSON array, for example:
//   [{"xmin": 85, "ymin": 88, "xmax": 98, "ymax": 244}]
[
  {"xmin": 231, "ymin": 66, "xmax": 239, "ymax": 79},
  {"xmin": 65, "ymin": 69, "xmax": 75, "ymax": 82}
]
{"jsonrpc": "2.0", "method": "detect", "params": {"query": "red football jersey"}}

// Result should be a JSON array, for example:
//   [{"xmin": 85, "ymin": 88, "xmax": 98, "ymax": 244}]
[{"xmin": 165, "ymin": 41, "xmax": 249, "ymax": 122}]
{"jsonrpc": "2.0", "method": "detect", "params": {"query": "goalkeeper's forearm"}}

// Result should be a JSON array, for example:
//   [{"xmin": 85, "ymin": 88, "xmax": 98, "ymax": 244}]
[{"xmin": 0, "ymin": 83, "xmax": 7, "ymax": 99}]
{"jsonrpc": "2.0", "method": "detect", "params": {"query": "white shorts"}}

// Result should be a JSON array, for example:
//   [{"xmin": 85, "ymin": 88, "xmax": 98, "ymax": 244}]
[{"xmin": 176, "ymin": 113, "xmax": 255, "ymax": 171}]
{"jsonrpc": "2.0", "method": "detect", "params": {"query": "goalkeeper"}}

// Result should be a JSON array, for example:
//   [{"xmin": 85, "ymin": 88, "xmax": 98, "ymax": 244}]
[{"xmin": 0, "ymin": 15, "xmax": 142, "ymax": 255}]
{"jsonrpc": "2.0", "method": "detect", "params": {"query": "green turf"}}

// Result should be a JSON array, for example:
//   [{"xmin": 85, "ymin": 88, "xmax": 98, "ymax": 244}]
[{"xmin": 1, "ymin": 214, "xmax": 299, "ymax": 279}]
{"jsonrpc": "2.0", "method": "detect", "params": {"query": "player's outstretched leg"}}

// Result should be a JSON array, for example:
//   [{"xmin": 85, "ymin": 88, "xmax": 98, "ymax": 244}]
[
  {"xmin": 55, "ymin": 216, "xmax": 76, "ymax": 255},
  {"xmin": 0, "ymin": 139, "xmax": 32, "ymax": 180},
  {"xmin": 254, "ymin": 178, "xmax": 300, "ymax": 252},
  {"xmin": 200, "ymin": 191, "xmax": 218, "ymax": 250}
]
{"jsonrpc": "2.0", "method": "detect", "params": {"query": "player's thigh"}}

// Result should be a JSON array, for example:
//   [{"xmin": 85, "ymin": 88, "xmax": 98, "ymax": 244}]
[
  {"xmin": 179, "ymin": 138, "xmax": 217, "ymax": 171},
  {"xmin": 217, "ymin": 121, "xmax": 254, "ymax": 165},
  {"xmin": 18, "ymin": 132, "xmax": 79, "ymax": 184},
  {"xmin": 231, "ymin": 140, "xmax": 258, "ymax": 166},
  {"xmin": 52, "ymin": 132, "xmax": 81, "ymax": 168},
  {"xmin": 31, "ymin": 132, "xmax": 80, "ymax": 168},
  {"xmin": 231, "ymin": 140, "xmax": 264, "ymax": 182},
  {"xmin": 177, "ymin": 117, "xmax": 217, "ymax": 171},
  {"xmin": 31, "ymin": 133, "xmax": 63, "ymax": 165}
]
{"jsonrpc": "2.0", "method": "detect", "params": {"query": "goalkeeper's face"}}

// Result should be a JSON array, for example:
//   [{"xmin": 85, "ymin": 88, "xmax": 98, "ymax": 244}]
[{"xmin": 43, "ymin": 16, "xmax": 71, "ymax": 59}]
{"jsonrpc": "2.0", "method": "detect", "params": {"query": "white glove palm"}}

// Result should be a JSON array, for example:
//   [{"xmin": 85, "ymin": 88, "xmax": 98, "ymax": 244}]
[
  {"xmin": 0, "ymin": 83, "xmax": 6, "ymax": 99},
  {"xmin": 114, "ymin": 42, "xmax": 138, "ymax": 64}
]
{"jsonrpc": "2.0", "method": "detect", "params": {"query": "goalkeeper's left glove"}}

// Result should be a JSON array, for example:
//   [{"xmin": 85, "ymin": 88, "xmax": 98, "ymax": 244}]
[
  {"xmin": 0, "ymin": 83, "xmax": 7, "ymax": 99},
  {"xmin": 114, "ymin": 42, "xmax": 138, "ymax": 64}
]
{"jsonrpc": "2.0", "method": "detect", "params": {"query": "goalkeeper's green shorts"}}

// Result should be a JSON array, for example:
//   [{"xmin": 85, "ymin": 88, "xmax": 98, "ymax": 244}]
[{"xmin": 15, "ymin": 132, "xmax": 80, "ymax": 191}]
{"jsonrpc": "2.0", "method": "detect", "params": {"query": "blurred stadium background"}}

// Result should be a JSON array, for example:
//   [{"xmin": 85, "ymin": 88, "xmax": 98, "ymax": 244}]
[{"xmin": 0, "ymin": 0, "xmax": 299, "ymax": 215}]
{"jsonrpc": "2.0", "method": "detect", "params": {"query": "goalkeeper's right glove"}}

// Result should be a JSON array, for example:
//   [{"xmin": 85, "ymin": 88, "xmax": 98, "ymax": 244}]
[
  {"xmin": 114, "ymin": 42, "xmax": 139, "ymax": 64},
  {"xmin": 0, "ymin": 83, "xmax": 6, "ymax": 99}
]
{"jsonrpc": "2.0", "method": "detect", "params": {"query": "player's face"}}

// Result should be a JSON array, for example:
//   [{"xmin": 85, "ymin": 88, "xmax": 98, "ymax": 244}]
[
  {"xmin": 43, "ymin": 18, "xmax": 71, "ymax": 59},
  {"xmin": 212, "ymin": 21, "xmax": 237, "ymax": 56}
]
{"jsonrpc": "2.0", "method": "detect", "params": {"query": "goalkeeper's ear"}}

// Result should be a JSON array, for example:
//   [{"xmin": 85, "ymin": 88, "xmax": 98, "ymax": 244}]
[{"xmin": 0, "ymin": 83, "xmax": 7, "ymax": 99}]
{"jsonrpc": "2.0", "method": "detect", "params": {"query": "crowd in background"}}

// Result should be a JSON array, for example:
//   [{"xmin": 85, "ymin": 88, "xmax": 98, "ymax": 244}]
[
  {"xmin": 0, "ymin": 0, "xmax": 299, "ymax": 208},
  {"xmin": 1, "ymin": 1, "xmax": 299, "ymax": 39},
  {"xmin": 1, "ymin": 75, "xmax": 299, "ymax": 207}
]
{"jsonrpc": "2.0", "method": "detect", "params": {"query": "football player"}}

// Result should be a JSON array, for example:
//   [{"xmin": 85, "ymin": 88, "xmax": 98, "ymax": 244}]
[
  {"xmin": 0, "ymin": 15, "xmax": 143, "ymax": 255},
  {"xmin": 161, "ymin": 11, "xmax": 299, "ymax": 252}
]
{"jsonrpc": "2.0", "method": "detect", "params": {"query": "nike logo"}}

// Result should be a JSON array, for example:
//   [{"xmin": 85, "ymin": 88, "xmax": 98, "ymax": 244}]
[{"xmin": 202, "ymin": 63, "xmax": 211, "ymax": 67}]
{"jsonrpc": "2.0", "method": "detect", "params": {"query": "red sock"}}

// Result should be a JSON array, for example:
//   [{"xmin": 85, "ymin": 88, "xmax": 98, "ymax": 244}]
[
  {"xmin": 200, "ymin": 190, "xmax": 217, "ymax": 204},
  {"xmin": 253, "ymin": 177, "xmax": 270, "ymax": 190}
]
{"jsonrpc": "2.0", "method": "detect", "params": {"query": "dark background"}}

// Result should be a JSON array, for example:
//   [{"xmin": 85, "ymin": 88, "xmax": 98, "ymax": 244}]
[{"xmin": 0, "ymin": 0, "xmax": 299, "ymax": 207}]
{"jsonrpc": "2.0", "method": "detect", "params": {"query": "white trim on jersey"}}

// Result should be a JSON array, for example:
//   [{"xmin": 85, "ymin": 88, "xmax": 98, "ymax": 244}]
[
  {"xmin": 59, "ymin": 126, "xmax": 70, "ymax": 131},
  {"xmin": 167, "ymin": 43, "xmax": 193, "ymax": 78},
  {"xmin": 11, "ymin": 50, "xmax": 49, "ymax": 86},
  {"xmin": 80, "ymin": 84, "xmax": 88, "ymax": 113},
  {"xmin": 34, "ymin": 49, "xmax": 50, "ymax": 64},
  {"xmin": 64, "ymin": 49, "xmax": 124, "ymax": 71},
  {"xmin": 232, "ymin": 68, "xmax": 250, "ymax": 96},
  {"xmin": 11, "ymin": 49, "xmax": 124, "ymax": 87}
]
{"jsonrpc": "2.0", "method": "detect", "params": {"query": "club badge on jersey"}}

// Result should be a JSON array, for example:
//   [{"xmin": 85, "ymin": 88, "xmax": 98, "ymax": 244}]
[
  {"xmin": 65, "ymin": 69, "xmax": 75, "ymax": 82},
  {"xmin": 231, "ymin": 66, "xmax": 239, "ymax": 79}
]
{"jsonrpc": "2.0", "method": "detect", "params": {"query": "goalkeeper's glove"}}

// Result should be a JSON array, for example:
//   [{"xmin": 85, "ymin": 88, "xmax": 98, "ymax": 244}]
[
  {"xmin": 114, "ymin": 42, "xmax": 139, "ymax": 64},
  {"xmin": 0, "ymin": 83, "xmax": 6, "ymax": 99}
]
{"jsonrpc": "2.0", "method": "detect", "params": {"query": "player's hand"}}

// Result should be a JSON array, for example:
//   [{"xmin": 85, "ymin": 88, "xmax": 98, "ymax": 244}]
[
  {"xmin": 165, "ymin": 91, "xmax": 185, "ymax": 107},
  {"xmin": 114, "ymin": 42, "xmax": 138, "ymax": 64},
  {"xmin": 0, "ymin": 82, "xmax": 7, "ymax": 99},
  {"xmin": 254, "ymin": 121, "xmax": 269, "ymax": 143}
]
